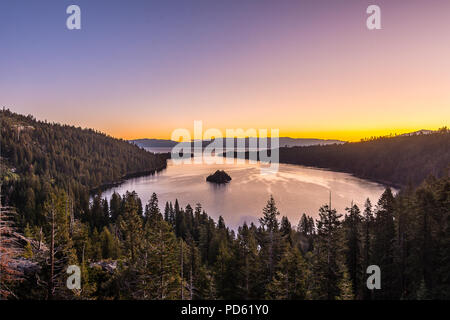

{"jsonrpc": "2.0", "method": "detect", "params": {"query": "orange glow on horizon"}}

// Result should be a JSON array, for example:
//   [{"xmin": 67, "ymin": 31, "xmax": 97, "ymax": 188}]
[
  {"xmin": 107, "ymin": 125, "xmax": 447, "ymax": 143},
  {"xmin": 3, "ymin": 1, "xmax": 449, "ymax": 142}
]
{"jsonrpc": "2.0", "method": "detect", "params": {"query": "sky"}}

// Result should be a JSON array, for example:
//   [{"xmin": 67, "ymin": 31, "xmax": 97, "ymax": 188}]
[{"xmin": 1, "ymin": 0, "xmax": 449, "ymax": 141}]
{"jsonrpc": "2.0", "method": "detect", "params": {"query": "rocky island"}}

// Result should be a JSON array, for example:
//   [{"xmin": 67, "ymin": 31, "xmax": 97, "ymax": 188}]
[{"xmin": 206, "ymin": 170, "xmax": 232, "ymax": 184}]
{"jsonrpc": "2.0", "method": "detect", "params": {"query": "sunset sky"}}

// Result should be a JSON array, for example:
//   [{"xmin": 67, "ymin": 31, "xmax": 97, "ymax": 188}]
[{"xmin": 1, "ymin": 0, "xmax": 449, "ymax": 141}]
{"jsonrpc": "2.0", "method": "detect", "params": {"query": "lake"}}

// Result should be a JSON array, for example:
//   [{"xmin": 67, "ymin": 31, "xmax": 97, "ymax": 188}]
[{"xmin": 102, "ymin": 151, "xmax": 388, "ymax": 229}]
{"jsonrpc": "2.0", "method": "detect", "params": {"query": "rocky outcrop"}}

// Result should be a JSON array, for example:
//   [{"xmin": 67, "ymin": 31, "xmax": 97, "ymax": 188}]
[{"xmin": 90, "ymin": 260, "xmax": 118, "ymax": 274}]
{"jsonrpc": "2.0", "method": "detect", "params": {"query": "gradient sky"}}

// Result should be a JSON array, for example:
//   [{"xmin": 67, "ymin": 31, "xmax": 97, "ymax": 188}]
[{"xmin": 1, "ymin": 0, "xmax": 449, "ymax": 141}]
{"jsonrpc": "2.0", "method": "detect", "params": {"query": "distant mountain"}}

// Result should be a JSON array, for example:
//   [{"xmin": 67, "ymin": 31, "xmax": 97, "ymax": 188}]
[
  {"xmin": 399, "ymin": 129, "xmax": 435, "ymax": 137},
  {"xmin": 131, "ymin": 137, "xmax": 345, "ymax": 149}
]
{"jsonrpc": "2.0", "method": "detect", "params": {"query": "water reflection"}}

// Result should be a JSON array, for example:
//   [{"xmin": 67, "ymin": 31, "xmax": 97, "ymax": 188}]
[{"xmin": 102, "ymin": 156, "xmax": 389, "ymax": 229}]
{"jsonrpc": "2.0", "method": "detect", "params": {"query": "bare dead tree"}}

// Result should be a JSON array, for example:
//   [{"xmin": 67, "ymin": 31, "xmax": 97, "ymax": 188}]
[
  {"xmin": 180, "ymin": 238, "xmax": 184, "ymax": 300},
  {"xmin": 0, "ymin": 196, "xmax": 23, "ymax": 299},
  {"xmin": 36, "ymin": 196, "xmax": 74, "ymax": 300}
]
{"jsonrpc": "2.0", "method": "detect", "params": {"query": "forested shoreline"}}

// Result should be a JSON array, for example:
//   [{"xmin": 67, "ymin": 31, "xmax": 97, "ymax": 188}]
[
  {"xmin": 225, "ymin": 129, "xmax": 450, "ymax": 188},
  {"xmin": 0, "ymin": 109, "xmax": 167, "ymax": 225},
  {"xmin": 1, "ymin": 110, "xmax": 449, "ymax": 300}
]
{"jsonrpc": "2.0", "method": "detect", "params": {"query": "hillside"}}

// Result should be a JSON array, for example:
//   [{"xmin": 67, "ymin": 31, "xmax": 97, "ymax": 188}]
[
  {"xmin": 0, "ymin": 109, "xmax": 166, "ymax": 189},
  {"xmin": 279, "ymin": 130, "xmax": 450, "ymax": 187},
  {"xmin": 225, "ymin": 129, "xmax": 450, "ymax": 187},
  {"xmin": 0, "ymin": 109, "xmax": 167, "ymax": 224}
]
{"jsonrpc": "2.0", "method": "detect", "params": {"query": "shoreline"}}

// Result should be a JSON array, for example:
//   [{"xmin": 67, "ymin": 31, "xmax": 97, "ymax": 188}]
[
  {"xmin": 220, "ymin": 151, "xmax": 402, "ymax": 190},
  {"xmin": 96, "ymin": 151, "xmax": 398, "ymax": 199},
  {"xmin": 90, "ymin": 163, "xmax": 168, "ymax": 195}
]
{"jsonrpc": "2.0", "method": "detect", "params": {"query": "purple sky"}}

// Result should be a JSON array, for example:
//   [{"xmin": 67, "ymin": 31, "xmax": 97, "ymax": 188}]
[{"xmin": 1, "ymin": 0, "xmax": 449, "ymax": 140}]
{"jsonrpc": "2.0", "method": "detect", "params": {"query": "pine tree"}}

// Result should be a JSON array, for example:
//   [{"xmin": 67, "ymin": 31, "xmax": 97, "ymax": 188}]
[
  {"xmin": 118, "ymin": 197, "xmax": 143, "ymax": 265},
  {"xmin": 90, "ymin": 193, "xmax": 107, "ymax": 230},
  {"xmin": 236, "ymin": 223, "xmax": 262, "ymax": 299},
  {"xmin": 362, "ymin": 199, "xmax": 373, "ymax": 269},
  {"xmin": 311, "ymin": 204, "xmax": 343, "ymax": 300},
  {"xmin": 393, "ymin": 186, "xmax": 414, "ymax": 299},
  {"xmin": 136, "ymin": 219, "xmax": 181, "ymax": 299},
  {"xmin": 280, "ymin": 216, "xmax": 293, "ymax": 245},
  {"xmin": 41, "ymin": 191, "xmax": 78, "ymax": 299},
  {"xmin": 298, "ymin": 213, "xmax": 310, "ymax": 235},
  {"xmin": 266, "ymin": 247, "xmax": 308, "ymax": 299},
  {"xmin": 174, "ymin": 199, "xmax": 187, "ymax": 239},
  {"xmin": 213, "ymin": 240, "xmax": 235, "ymax": 299},
  {"xmin": 145, "ymin": 192, "xmax": 161, "ymax": 222},
  {"xmin": 259, "ymin": 195, "xmax": 281, "ymax": 286},
  {"xmin": 199, "ymin": 216, "xmax": 215, "ymax": 265},
  {"xmin": 343, "ymin": 203, "xmax": 363, "ymax": 299},
  {"xmin": 372, "ymin": 187, "xmax": 398, "ymax": 299},
  {"xmin": 109, "ymin": 192, "xmax": 122, "ymax": 222},
  {"xmin": 100, "ymin": 226, "xmax": 120, "ymax": 259},
  {"xmin": 297, "ymin": 213, "xmax": 315, "ymax": 252},
  {"xmin": 336, "ymin": 269, "xmax": 354, "ymax": 300},
  {"xmin": 435, "ymin": 176, "xmax": 450, "ymax": 299},
  {"xmin": 164, "ymin": 202, "xmax": 170, "ymax": 222},
  {"xmin": 362, "ymin": 198, "xmax": 374, "ymax": 299}
]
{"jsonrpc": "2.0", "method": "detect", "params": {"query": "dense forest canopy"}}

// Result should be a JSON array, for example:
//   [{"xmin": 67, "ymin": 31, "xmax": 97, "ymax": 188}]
[
  {"xmin": 278, "ymin": 130, "xmax": 449, "ymax": 187},
  {"xmin": 0, "ymin": 109, "xmax": 166, "ymax": 225},
  {"xmin": 0, "ymin": 109, "xmax": 166, "ymax": 189},
  {"xmin": 2, "ymin": 177, "xmax": 448, "ymax": 300},
  {"xmin": 1, "ymin": 110, "xmax": 449, "ymax": 300}
]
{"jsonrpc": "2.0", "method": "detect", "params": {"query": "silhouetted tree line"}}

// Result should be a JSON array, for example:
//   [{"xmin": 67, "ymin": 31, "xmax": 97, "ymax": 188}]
[
  {"xmin": 226, "ymin": 129, "xmax": 449, "ymax": 188},
  {"xmin": 279, "ymin": 130, "xmax": 450, "ymax": 187}
]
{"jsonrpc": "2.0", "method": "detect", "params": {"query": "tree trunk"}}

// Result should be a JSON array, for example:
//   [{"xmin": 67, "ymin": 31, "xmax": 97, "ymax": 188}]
[
  {"xmin": 180, "ymin": 239, "xmax": 184, "ymax": 300},
  {"xmin": 48, "ymin": 208, "xmax": 55, "ymax": 300}
]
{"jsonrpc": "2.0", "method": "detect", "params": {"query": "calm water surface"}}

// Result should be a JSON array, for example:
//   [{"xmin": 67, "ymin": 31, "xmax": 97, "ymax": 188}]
[{"xmin": 103, "ymin": 154, "xmax": 388, "ymax": 229}]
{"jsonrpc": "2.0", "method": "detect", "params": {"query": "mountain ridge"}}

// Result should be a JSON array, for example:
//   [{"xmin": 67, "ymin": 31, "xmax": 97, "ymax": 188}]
[{"xmin": 130, "ymin": 137, "xmax": 346, "ymax": 149}]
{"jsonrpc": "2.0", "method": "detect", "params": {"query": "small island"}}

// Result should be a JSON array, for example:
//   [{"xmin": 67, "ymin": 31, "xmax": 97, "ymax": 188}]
[{"xmin": 206, "ymin": 170, "xmax": 232, "ymax": 184}]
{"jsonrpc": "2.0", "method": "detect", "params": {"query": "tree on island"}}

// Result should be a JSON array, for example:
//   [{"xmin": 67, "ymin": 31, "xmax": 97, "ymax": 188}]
[{"xmin": 206, "ymin": 170, "xmax": 232, "ymax": 184}]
